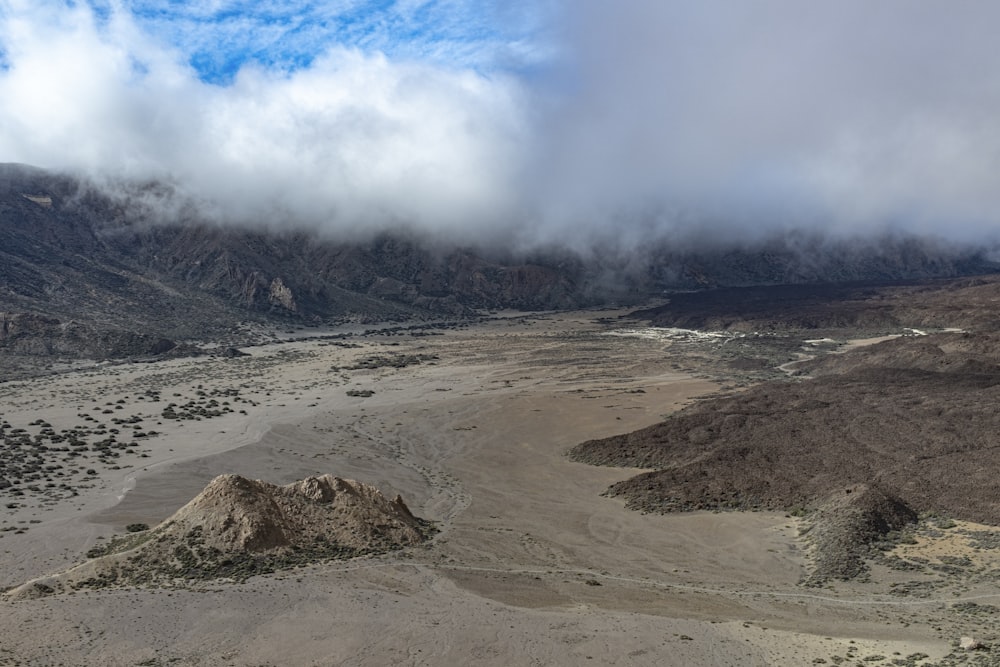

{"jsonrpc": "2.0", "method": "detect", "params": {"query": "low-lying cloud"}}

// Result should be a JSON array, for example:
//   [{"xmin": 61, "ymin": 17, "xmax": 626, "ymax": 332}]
[
  {"xmin": 529, "ymin": 1, "xmax": 1000, "ymax": 246},
  {"xmin": 3, "ymin": 1, "xmax": 1000, "ymax": 250},
  {"xmin": 0, "ymin": 1, "xmax": 530, "ymax": 241}
]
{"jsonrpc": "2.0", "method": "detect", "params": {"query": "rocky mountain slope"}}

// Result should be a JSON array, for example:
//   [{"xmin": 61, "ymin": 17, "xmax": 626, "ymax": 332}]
[
  {"xmin": 6, "ymin": 473, "xmax": 433, "ymax": 598},
  {"xmin": 2, "ymin": 163, "xmax": 998, "ymax": 370},
  {"xmin": 0, "ymin": 163, "xmax": 587, "ymax": 328}
]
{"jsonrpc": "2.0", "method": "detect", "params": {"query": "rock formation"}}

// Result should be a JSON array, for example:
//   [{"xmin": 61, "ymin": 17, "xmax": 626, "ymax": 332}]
[{"xmin": 4, "ymin": 474, "xmax": 433, "ymax": 598}]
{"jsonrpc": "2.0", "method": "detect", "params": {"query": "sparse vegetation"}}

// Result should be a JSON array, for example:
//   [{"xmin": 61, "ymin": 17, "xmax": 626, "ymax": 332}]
[
  {"xmin": 20, "ymin": 474, "xmax": 437, "ymax": 595},
  {"xmin": 333, "ymin": 353, "xmax": 438, "ymax": 372},
  {"xmin": 345, "ymin": 389, "xmax": 375, "ymax": 397}
]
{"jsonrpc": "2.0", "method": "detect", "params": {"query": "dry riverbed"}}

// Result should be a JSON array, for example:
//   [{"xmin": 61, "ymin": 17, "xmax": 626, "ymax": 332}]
[{"xmin": 0, "ymin": 310, "xmax": 995, "ymax": 666}]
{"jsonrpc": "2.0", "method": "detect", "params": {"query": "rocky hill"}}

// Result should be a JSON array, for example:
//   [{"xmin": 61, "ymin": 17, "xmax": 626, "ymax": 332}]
[
  {"xmin": 571, "ymin": 344, "xmax": 1000, "ymax": 523},
  {"xmin": 5, "ymin": 474, "xmax": 434, "ymax": 598},
  {"xmin": 573, "ymin": 279, "xmax": 1000, "ymax": 581}
]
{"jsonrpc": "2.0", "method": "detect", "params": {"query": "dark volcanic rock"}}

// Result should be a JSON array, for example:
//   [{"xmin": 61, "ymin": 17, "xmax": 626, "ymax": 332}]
[
  {"xmin": 572, "ymin": 332, "xmax": 1000, "ymax": 581},
  {"xmin": 634, "ymin": 275, "xmax": 1000, "ymax": 334},
  {"xmin": 803, "ymin": 485, "xmax": 917, "ymax": 583},
  {"xmin": 802, "ymin": 331, "xmax": 1000, "ymax": 377},
  {"xmin": 573, "ymin": 336, "xmax": 1000, "ymax": 523},
  {"xmin": 0, "ymin": 311, "xmax": 186, "ymax": 360},
  {"xmin": 632, "ymin": 282, "xmax": 903, "ymax": 332}
]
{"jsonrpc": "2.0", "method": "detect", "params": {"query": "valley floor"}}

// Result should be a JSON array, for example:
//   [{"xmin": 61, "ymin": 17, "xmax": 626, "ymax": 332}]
[{"xmin": 0, "ymin": 310, "xmax": 992, "ymax": 666}]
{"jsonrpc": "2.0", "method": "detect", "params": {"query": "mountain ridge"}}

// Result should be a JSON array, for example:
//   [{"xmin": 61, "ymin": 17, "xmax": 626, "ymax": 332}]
[{"xmin": 3, "ymin": 163, "xmax": 998, "ymax": 373}]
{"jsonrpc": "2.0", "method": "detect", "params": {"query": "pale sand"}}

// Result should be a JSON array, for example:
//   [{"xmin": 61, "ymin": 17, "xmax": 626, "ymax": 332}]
[{"xmin": 0, "ymin": 311, "xmax": 983, "ymax": 665}]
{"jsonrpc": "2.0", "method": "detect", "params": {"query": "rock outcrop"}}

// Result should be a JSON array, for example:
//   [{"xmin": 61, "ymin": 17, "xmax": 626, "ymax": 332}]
[
  {"xmin": 267, "ymin": 277, "xmax": 297, "ymax": 312},
  {"xmin": 801, "ymin": 485, "xmax": 918, "ymax": 584}
]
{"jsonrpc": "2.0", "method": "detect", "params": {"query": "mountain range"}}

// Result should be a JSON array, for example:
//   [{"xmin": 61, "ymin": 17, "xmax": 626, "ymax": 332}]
[{"xmin": 2, "ymin": 162, "xmax": 998, "ymax": 370}]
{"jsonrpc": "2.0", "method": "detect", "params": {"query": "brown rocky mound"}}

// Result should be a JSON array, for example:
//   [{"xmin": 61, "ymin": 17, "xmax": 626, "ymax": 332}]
[
  {"xmin": 5, "ymin": 474, "xmax": 433, "ymax": 598},
  {"xmin": 571, "ymin": 332, "xmax": 1000, "ymax": 580},
  {"xmin": 163, "ymin": 473, "xmax": 428, "ymax": 553}
]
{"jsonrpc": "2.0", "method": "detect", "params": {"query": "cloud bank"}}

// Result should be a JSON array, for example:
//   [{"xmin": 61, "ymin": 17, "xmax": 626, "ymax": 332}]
[
  {"xmin": 2, "ymin": 1, "xmax": 1000, "ymax": 249},
  {"xmin": 0, "ymin": 1, "xmax": 532, "ymax": 241},
  {"xmin": 530, "ymin": 0, "xmax": 1000, "ymax": 247}
]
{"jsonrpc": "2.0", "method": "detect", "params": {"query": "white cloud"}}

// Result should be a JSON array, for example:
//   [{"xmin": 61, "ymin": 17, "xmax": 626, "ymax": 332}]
[
  {"xmin": 3, "ymin": 0, "xmax": 1000, "ymax": 250},
  {"xmin": 528, "ymin": 0, "xmax": 1000, "ymax": 244},
  {"xmin": 0, "ymin": 0, "xmax": 529, "ymax": 238}
]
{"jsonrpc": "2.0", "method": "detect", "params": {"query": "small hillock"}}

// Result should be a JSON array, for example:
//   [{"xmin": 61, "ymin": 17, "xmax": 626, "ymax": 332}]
[
  {"xmin": 800, "ymin": 485, "xmax": 918, "ymax": 584},
  {"xmin": 571, "ymin": 332, "xmax": 1000, "ymax": 582},
  {"xmin": 5, "ymin": 474, "xmax": 434, "ymax": 598}
]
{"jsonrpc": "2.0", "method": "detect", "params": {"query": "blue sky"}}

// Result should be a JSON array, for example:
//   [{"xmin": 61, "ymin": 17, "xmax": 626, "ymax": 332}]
[{"xmin": 80, "ymin": 0, "xmax": 552, "ymax": 84}]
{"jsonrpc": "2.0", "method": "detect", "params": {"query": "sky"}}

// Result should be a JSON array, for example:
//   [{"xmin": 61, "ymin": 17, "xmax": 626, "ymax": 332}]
[{"xmin": 2, "ymin": 1, "xmax": 1000, "ymax": 250}]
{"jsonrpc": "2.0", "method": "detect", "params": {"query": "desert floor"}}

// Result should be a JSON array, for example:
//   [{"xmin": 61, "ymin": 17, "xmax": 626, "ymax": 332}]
[{"xmin": 0, "ymin": 310, "xmax": 993, "ymax": 666}]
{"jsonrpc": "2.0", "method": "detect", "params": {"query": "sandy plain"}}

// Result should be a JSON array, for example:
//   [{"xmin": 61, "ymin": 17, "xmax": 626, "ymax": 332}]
[{"xmin": 0, "ymin": 310, "xmax": 991, "ymax": 665}]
